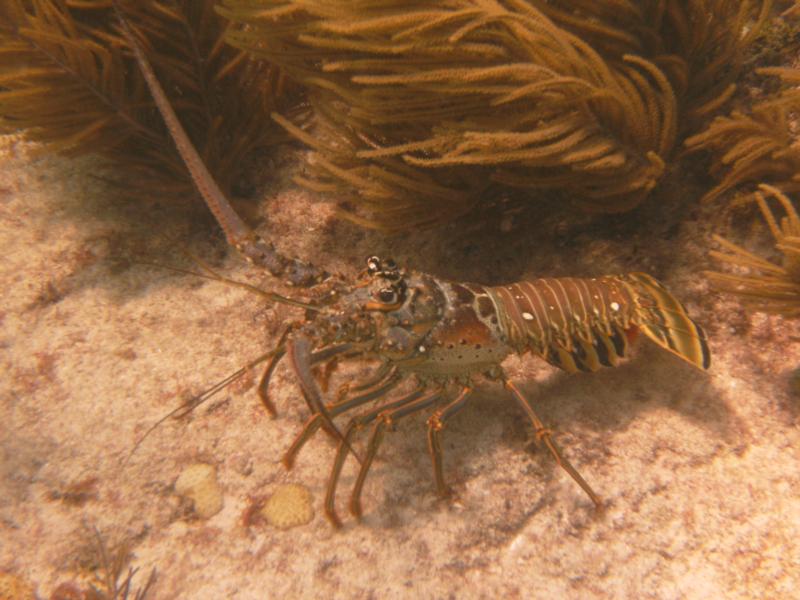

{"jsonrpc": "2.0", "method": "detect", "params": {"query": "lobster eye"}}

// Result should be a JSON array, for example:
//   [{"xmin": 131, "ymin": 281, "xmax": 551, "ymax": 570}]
[
  {"xmin": 366, "ymin": 256, "xmax": 381, "ymax": 274},
  {"xmin": 383, "ymin": 258, "xmax": 397, "ymax": 271},
  {"xmin": 377, "ymin": 288, "xmax": 397, "ymax": 303}
]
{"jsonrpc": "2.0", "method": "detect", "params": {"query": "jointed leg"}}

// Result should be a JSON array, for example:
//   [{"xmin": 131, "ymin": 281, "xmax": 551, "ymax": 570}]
[
  {"xmin": 257, "ymin": 328, "xmax": 291, "ymax": 416},
  {"xmin": 336, "ymin": 363, "xmax": 397, "ymax": 401},
  {"xmin": 426, "ymin": 386, "xmax": 472, "ymax": 498},
  {"xmin": 349, "ymin": 389, "xmax": 444, "ymax": 519},
  {"xmin": 288, "ymin": 336, "xmax": 356, "ymax": 458},
  {"xmin": 503, "ymin": 378, "xmax": 601, "ymax": 507},
  {"xmin": 352, "ymin": 363, "xmax": 396, "ymax": 393},
  {"xmin": 323, "ymin": 387, "xmax": 426, "ymax": 527},
  {"xmin": 282, "ymin": 370, "xmax": 404, "ymax": 469},
  {"xmin": 260, "ymin": 337, "xmax": 352, "ymax": 419}
]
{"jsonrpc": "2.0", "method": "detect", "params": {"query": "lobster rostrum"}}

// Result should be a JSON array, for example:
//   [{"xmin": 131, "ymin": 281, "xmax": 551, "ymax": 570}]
[{"xmin": 115, "ymin": 6, "xmax": 710, "ymax": 527}]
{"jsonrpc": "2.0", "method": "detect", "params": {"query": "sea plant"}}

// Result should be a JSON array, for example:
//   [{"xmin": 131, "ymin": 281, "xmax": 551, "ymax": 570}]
[
  {"xmin": 0, "ymin": 0, "xmax": 291, "ymax": 205},
  {"xmin": 219, "ymin": 0, "xmax": 769, "ymax": 230},
  {"xmin": 707, "ymin": 184, "xmax": 800, "ymax": 316},
  {"xmin": 686, "ymin": 67, "xmax": 800, "ymax": 203}
]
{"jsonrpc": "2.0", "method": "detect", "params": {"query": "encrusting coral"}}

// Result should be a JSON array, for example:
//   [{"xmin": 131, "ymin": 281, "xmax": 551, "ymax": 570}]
[
  {"xmin": 175, "ymin": 462, "xmax": 224, "ymax": 519},
  {"xmin": 707, "ymin": 184, "xmax": 800, "ymax": 316},
  {"xmin": 261, "ymin": 483, "xmax": 314, "ymax": 529},
  {"xmin": 0, "ymin": 0, "xmax": 292, "ymax": 206},
  {"xmin": 220, "ymin": 0, "xmax": 769, "ymax": 230}
]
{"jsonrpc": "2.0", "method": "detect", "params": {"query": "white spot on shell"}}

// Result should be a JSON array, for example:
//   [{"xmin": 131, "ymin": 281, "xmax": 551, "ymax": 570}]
[
  {"xmin": 522, "ymin": 312, "xmax": 534, "ymax": 321},
  {"xmin": 610, "ymin": 302, "xmax": 620, "ymax": 311},
  {"xmin": 418, "ymin": 345, "xmax": 426, "ymax": 352}
]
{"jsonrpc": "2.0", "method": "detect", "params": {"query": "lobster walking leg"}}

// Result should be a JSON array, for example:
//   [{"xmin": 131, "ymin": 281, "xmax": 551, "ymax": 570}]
[
  {"xmin": 349, "ymin": 390, "xmax": 445, "ymax": 519},
  {"xmin": 427, "ymin": 387, "xmax": 472, "ymax": 498},
  {"xmin": 257, "ymin": 327, "xmax": 291, "ymax": 416},
  {"xmin": 324, "ymin": 387, "xmax": 428, "ymax": 526},
  {"xmin": 338, "ymin": 363, "xmax": 397, "ymax": 399},
  {"xmin": 288, "ymin": 336, "xmax": 357, "ymax": 454},
  {"xmin": 259, "ymin": 337, "xmax": 354, "ymax": 418},
  {"xmin": 282, "ymin": 370, "xmax": 404, "ymax": 468},
  {"xmin": 504, "ymin": 378, "xmax": 602, "ymax": 507}
]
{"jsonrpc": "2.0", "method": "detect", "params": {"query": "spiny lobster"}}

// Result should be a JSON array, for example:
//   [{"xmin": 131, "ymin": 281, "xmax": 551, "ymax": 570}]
[{"xmin": 114, "ymin": 5, "xmax": 710, "ymax": 526}]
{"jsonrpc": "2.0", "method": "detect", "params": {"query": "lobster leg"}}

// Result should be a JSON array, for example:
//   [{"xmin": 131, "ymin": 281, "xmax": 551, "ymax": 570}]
[
  {"xmin": 288, "ymin": 336, "xmax": 356, "ymax": 457},
  {"xmin": 338, "ymin": 363, "xmax": 397, "ymax": 399},
  {"xmin": 503, "ymin": 378, "xmax": 602, "ymax": 508},
  {"xmin": 426, "ymin": 386, "xmax": 472, "ymax": 498},
  {"xmin": 257, "ymin": 327, "xmax": 291, "ymax": 417},
  {"xmin": 353, "ymin": 363, "xmax": 394, "ymax": 391},
  {"xmin": 260, "ymin": 340, "xmax": 353, "ymax": 418},
  {"xmin": 324, "ymin": 387, "xmax": 427, "ymax": 527},
  {"xmin": 349, "ymin": 390, "xmax": 444, "ymax": 520},
  {"xmin": 282, "ymin": 370, "xmax": 403, "ymax": 469}
]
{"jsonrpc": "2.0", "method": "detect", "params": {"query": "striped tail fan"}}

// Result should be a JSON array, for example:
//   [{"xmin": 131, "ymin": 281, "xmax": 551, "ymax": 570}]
[{"xmin": 625, "ymin": 273, "xmax": 711, "ymax": 370}]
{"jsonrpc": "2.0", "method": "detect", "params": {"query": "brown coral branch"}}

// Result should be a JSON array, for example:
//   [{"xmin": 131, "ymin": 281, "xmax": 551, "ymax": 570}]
[
  {"xmin": 221, "ymin": 0, "xmax": 767, "ymax": 230},
  {"xmin": 0, "ymin": 0, "xmax": 291, "ymax": 210},
  {"xmin": 707, "ymin": 184, "xmax": 800, "ymax": 316},
  {"xmin": 685, "ymin": 67, "xmax": 800, "ymax": 203}
]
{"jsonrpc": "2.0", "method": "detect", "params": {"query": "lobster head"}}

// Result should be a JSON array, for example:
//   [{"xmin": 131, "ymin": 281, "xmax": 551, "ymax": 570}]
[{"xmin": 306, "ymin": 256, "xmax": 444, "ymax": 362}]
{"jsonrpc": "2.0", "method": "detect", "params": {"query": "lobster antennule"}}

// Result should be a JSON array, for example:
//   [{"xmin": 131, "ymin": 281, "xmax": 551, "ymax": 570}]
[{"xmin": 625, "ymin": 273, "xmax": 711, "ymax": 370}]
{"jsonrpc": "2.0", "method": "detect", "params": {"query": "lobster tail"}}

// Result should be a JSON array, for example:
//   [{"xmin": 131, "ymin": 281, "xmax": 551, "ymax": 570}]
[
  {"xmin": 486, "ymin": 274, "xmax": 710, "ymax": 374},
  {"xmin": 625, "ymin": 273, "xmax": 711, "ymax": 370}
]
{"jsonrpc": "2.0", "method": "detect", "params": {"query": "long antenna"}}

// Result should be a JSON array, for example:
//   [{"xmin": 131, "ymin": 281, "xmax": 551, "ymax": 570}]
[
  {"xmin": 111, "ymin": 2, "xmax": 327, "ymax": 286},
  {"xmin": 122, "ymin": 347, "xmax": 282, "ymax": 465}
]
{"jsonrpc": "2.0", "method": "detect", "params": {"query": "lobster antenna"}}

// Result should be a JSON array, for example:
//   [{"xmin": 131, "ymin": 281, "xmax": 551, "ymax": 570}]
[
  {"xmin": 111, "ymin": 1, "xmax": 251, "ymax": 248},
  {"xmin": 111, "ymin": 2, "xmax": 327, "ymax": 286},
  {"xmin": 122, "ymin": 347, "xmax": 283, "ymax": 466},
  {"xmin": 135, "ymin": 259, "xmax": 321, "ymax": 311}
]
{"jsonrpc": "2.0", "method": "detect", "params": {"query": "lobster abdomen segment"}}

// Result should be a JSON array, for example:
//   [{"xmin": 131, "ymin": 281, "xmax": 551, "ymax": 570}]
[{"xmin": 487, "ymin": 275, "xmax": 709, "ymax": 373}]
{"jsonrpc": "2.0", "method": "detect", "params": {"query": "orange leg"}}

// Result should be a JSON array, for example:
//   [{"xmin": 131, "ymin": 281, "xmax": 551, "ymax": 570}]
[
  {"xmin": 503, "ymin": 378, "xmax": 602, "ymax": 508},
  {"xmin": 323, "ymin": 387, "xmax": 426, "ymax": 527},
  {"xmin": 349, "ymin": 390, "xmax": 444, "ymax": 520},
  {"xmin": 426, "ymin": 386, "xmax": 471, "ymax": 498},
  {"xmin": 282, "ymin": 370, "xmax": 403, "ymax": 469}
]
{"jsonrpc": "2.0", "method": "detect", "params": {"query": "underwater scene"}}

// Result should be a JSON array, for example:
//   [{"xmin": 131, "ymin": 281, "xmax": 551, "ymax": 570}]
[{"xmin": 1, "ymin": 1, "xmax": 798, "ymax": 598}]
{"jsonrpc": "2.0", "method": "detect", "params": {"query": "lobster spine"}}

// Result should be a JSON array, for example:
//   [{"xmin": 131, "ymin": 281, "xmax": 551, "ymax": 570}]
[{"xmin": 486, "ymin": 275, "xmax": 709, "ymax": 373}]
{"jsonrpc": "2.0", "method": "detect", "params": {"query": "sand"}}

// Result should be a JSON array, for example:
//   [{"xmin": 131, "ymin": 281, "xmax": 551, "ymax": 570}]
[{"xmin": 1, "ymin": 135, "xmax": 799, "ymax": 599}]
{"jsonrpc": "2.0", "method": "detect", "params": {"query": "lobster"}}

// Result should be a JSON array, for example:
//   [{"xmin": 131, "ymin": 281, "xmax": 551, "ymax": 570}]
[{"xmin": 114, "ymin": 6, "xmax": 710, "ymax": 526}]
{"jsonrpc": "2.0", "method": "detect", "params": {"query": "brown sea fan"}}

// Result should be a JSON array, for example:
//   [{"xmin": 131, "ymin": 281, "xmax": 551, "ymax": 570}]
[
  {"xmin": 533, "ymin": 1, "xmax": 769, "ymax": 123},
  {"xmin": 220, "ymin": 0, "xmax": 767, "ymax": 230},
  {"xmin": 685, "ymin": 67, "xmax": 800, "ymax": 203},
  {"xmin": 0, "ymin": 0, "xmax": 291, "ymax": 206},
  {"xmin": 707, "ymin": 184, "xmax": 800, "ymax": 316}
]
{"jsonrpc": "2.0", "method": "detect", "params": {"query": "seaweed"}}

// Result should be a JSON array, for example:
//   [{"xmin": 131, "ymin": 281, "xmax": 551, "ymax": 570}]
[
  {"xmin": 52, "ymin": 527, "xmax": 156, "ymax": 600},
  {"xmin": 707, "ymin": 184, "xmax": 800, "ymax": 316},
  {"xmin": 685, "ymin": 67, "xmax": 800, "ymax": 203},
  {"xmin": 219, "ymin": 0, "xmax": 768, "ymax": 230},
  {"xmin": 0, "ymin": 0, "xmax": 291, "ymax": 206}
]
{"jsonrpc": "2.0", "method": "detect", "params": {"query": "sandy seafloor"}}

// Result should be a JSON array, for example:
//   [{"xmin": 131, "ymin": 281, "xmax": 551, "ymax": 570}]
[{"xmin": 1, "ymin": 133, "xmax": 799, "ymax": 599}]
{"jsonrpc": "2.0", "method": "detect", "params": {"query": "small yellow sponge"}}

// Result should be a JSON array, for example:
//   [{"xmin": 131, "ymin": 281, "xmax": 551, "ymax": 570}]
[
  {"xmin": 175, "ymin": 463, "xmax": 224, "ymax": 519},
  {"xmin": 261, "ymin": 484, "xmax": 314, "ymax": 529},
  {"xmin": 0, "ymin": 572, "xmax": 35, "ymax": 600}
]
